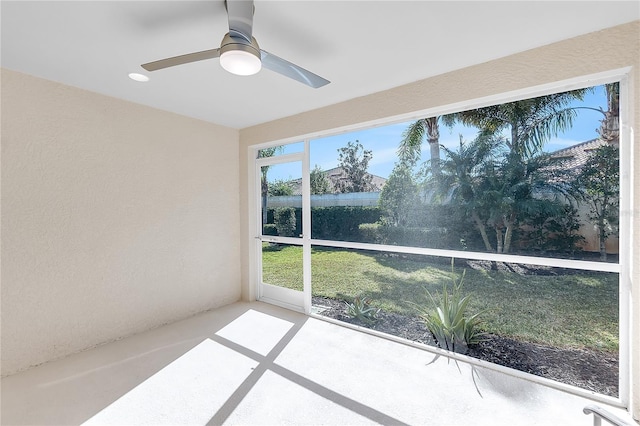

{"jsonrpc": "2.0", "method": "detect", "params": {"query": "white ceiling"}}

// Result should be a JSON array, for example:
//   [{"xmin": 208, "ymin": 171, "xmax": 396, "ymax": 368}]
[{"xmin": 2, "ymin": 1, "xmax": 639, "ymax": 129}]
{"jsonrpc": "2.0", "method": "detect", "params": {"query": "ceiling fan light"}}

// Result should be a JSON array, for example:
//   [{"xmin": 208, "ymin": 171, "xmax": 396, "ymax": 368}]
[{"xmin": 220, "ymin": 49, "xmax": 262, "ymax": 76}]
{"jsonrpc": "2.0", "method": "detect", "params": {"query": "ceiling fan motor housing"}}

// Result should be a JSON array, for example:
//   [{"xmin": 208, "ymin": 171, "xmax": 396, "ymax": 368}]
[
  {"xmin": 220, "ymin": 33, "xmax": 260, "ymax": 56},
  {"xmin": 219, "ymin": 33, "xmax": 262, "ymax": 75}
]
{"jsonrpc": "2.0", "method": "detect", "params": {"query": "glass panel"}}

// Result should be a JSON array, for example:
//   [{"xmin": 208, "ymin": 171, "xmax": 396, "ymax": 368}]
[
  {"xmin": 309, "ymin": 126, "xmax": 404, "ymax": 242},
  {"xmin": 258, "ymin": 142, "xmax": 303, "ymax": 158},
  {"xmin": 308, "ymin": 84, "xmax": 620, "ymax": 263},
  {"xmin": 260, "ymin": 161, "xmax": 302, "ymax": 237},
  {"xmin": 262, "ymin": 243, "xmax": 303, "ymax": 292},
  {"xmin": 309, "ymin": 246, "xmax": 618, "ymax": 396}
]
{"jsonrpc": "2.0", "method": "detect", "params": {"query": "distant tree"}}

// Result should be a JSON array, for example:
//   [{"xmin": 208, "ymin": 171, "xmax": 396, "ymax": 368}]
[
  {"xmin": 336, "ymin": 140, "xmax": 374, "ymax": 193},
  {"xmin": 310, "ymin": 165, "xmax": 332, "ymax": 194},
  {"xmin": 259, "ymin": 146, "xmax": 284, "ymax": 225},
  {"xmin": 577, "ymin": 144, "xmax": 619, "ymax": 261},
  {"xmin": 379, "ymin": 162, "xmax": 419, "ymax": 226},
  {"xmin": 268, "ymin": 179, "xmax": 294, "ymax": 196}
]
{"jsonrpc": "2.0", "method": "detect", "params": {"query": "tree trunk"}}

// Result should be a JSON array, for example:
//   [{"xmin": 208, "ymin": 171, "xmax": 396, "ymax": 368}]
[
  {"xmin": 600, "ymin": 111, "xmax": 620, "ymax": 145},
  {"xmin": 261, "ymin": 176, "xmax": 268, "ymax": 227},
  {"xmin": 599, "ymin": 219, "xmax": 608, "ymax": 261},
  {"xmin": 511, "ymin": 125, "xmax": 520, "ymax": 155},
  {"xmin": 429, "ymin": 141, "xmax": 440, "ymax": 177},
  {"xmin": 425, "ymin": 117, "xmax": 441, "ymax": 177},
  {"xmin": 601, "ymin": 83, "xmax": 620, "ymax": 146},
  {"xmin": 495, "ymin": 228, "xmax": 504, "ymax": 254},
  {"xmin": 503, "ymin": 215, "xmax": 516, "ymax": 253},
  {"xmin": 471, "ymin": 211, "xmax": 493, "ymax": 252}
]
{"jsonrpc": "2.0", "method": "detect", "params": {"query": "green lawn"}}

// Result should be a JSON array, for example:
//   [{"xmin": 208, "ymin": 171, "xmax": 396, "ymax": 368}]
[{"xmin": 262, "ymin": 244, "xmax": 619, "ymax": 352}]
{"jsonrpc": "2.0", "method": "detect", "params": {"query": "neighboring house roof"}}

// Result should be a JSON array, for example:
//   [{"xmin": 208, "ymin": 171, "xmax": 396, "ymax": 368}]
[
  {"xmin": 287, "ymin": 166, "xmax": 387, "ymax": 195},
  {"xmin": 548, "ymin": 138, "xmax": 608, "ymax": 170},
  {"xmin": 323, "ymin": 167, "xmax": 387, "ymax": 192}
]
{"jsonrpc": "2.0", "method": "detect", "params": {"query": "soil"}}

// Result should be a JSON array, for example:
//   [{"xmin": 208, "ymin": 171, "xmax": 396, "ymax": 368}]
[{"xmin": 312, "ymin": 296, "xmax": 619, "ymax": 397}]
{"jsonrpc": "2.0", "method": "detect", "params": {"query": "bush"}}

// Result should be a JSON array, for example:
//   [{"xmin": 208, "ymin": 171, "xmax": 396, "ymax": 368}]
[
  {"xmin": 517, "ymin": 203, "xmax": 585, "ymax": 255},
  {"xmin": 311, "ymin": 206, "xmax": 381, "ymax": 241},
  {"xmin": 265, "ymin": 206, "xmax": 380, "ymax": 241},
  {"xmin": 383, "ymin": 226, "xmax": 438, "ymax": 247},
  {"xmin": 263, "ymin": 223, "xmax": 278, "ymax": 236},
  {"xmin": 274, "ymin": 207, "xmax": 296, "ymax": 237},
  {"xmin": 358, "ymin": 223, "xmax": 383, "ymax": 243},
  {"xmin": 359, "ymin": 223, "xmax": 471, "ymax": 250}
]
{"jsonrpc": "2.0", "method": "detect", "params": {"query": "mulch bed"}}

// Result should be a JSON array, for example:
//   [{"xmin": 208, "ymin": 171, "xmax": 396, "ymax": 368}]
[{"xmin": 312, "ymin": 296, "xmax": 618, "ymax": 397}]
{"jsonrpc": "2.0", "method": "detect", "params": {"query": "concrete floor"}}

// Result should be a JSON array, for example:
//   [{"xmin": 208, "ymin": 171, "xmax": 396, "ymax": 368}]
[{"xmin": 0, "ymin": 301, "xmax": 632, "ymax": 425}]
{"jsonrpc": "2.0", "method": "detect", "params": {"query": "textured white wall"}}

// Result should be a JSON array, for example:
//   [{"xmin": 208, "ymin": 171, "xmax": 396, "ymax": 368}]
[
  {"xmin": 239, "ymin": 22, "xmax": 639, "ymax": 419},
  {"xmin": 1, "ymin": 69, "xmax": 241, "ymax": 376}
]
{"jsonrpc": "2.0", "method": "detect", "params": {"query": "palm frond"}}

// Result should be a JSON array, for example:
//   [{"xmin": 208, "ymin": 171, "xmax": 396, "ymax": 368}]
[{"xmin": 398, "ymin": 119, "xmax": 427, "ymax": 164}]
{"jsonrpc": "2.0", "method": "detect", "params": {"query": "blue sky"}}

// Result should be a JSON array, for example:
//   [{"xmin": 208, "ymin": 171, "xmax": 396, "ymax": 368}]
[{"xmin": 267, "ymin": 85, "xmax": 608, "ymax": 181}]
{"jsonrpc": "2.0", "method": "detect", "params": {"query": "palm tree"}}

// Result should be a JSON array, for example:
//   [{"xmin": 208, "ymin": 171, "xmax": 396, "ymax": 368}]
[
  {"xmin": 400, "ymin": 89, "xmax": 591, "ymax": 178},
  {"xmin": 437, "ymin": 133, "xmax": 576, "ymax": 254},
  {"xmin": 479, "ymin": 150, "xmax": 575, "ymax": 253},
  {"xmin": 572, "ymin": 83, "xmax": 619, "ymax": 144},
  {"xmin": 600, "ymin": 82, "xmax": 619, "ymax": 144},
  {"xmin": 435, "ymin": 90, "xmax": 589, "ymax": 253},
  {"xmin": 453, "ymin": 89, "xmax": 589, "ymax": 159},
  {"xmin": 398, "ymin": 116, "xmax": 442, "ymax": 176},
  {"xmin": 403, "ymin": 89, "xmax": 599, "ymax": 253},
  {"xmin": 436, "ymin": 134, "xmax": 498, "ymax": 251}
]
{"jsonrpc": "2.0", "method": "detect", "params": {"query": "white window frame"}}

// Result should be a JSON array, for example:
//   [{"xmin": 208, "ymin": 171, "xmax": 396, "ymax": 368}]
[{"xmin": 248, "ymin": 68, "xmax": 632, "ymax": 407}]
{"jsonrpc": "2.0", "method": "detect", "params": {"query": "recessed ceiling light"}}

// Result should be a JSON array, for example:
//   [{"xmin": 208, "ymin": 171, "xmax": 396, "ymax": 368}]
[{"xmin": 128, "ymin": 73, "xmax": 149, "ymax": 82}]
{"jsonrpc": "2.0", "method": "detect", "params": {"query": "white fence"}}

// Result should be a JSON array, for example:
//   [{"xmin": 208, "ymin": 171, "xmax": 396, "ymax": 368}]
[{"xmin": 267, "ymin": 192, "xmax": 381, "ymax": 208}]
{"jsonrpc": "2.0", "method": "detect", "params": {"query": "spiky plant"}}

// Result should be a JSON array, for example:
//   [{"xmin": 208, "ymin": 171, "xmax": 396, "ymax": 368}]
[
  {"xmin": 345, "ymin": 295, "xmax": 380, "ymax": 325},
  {"xmin": 415, "ymin": 261, "xmax": 485, "ymax": 354}
]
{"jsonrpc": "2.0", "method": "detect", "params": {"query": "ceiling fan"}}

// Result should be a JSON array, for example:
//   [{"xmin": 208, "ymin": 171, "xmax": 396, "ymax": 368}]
[{"xmin": 141, "ymin": 0, "xmax": 330, "ymax": 88}]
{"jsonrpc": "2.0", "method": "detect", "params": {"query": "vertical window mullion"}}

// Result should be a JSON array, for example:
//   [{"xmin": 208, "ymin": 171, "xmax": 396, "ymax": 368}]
[{"xmin": 302, "ymin": 139, "xmax": 312, "ymax": 314}]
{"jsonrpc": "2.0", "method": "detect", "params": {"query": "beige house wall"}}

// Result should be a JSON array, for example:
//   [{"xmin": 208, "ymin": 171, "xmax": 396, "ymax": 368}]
[
  {"xmin": 1, "ymin": 69, "xmax": 241, "ymax": 376},
  {"xmin": 239, "ymin": 21, "xmax": 640, "ymax": 419}
]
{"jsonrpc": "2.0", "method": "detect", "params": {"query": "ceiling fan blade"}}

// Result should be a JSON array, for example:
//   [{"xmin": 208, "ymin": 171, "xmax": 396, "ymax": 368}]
[
  {"xmin": 226, "ymin": 0, "xmax": 254, "ymax": 42},
  {"xmin": 141, "ymin": 48, "xmax": 220, "ymax": 71},
  {"xmin": 260, "ymin": 50, "xmax": 330, "ymax": 89}
]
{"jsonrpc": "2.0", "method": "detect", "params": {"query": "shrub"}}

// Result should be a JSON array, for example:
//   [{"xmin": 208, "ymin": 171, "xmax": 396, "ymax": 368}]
[
  {"xmin": 414, "ymin": 260, "xmax": 485, "ymax": 354},
  {"xmin": 263, "ymin": 224, "xmax": 278, "ymax": 236},
  {"xmin": 544, "ymin": 205, "xmax": 586, "ymax": 254},
  {"xmin": 358, "ymin": 224, "xmax": 463, "ymax": 250},
  {"xmin": 266, "ymin": 206, "xmax": 381, "ymax": 241},
  {"xmin": 381, "ymin": 226, "xmax": 437, "ymax": 247},
  {"xmin": 358, "ymin": 223, "xmax": 383, "ymax": 243},
  {"xmin": 274, "ymin": 207, "xmax": 296, "ymax": 237},
  {"xmin": 311, "ymin": 206, "xmax": 381, "ymax": 241},
  {"xmin": 517, "ymin": 203, "xmax": 585, "ymax": 255}
]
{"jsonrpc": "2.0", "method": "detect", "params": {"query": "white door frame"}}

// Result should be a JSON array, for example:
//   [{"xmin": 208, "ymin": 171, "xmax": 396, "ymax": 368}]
[{"xmin": 254, "ymin": 148, "xmax": 311, "ymax": 313}]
